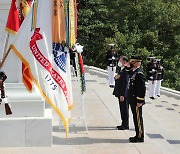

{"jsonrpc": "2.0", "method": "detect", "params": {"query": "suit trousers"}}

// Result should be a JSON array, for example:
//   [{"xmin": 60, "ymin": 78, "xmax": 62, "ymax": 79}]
[{"xmin": 119, "ymin": 98, "xmax": 129, "ymax": 127}]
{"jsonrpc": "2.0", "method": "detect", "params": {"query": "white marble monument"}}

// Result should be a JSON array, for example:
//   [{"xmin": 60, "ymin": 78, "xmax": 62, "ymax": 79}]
[
  {"xmin": 0, "ymin": 0, "xmax": 22, "ymax": 83},
  {"xmin": 0, "ymin": 0, "xmax": 52, "ymax": 147}
]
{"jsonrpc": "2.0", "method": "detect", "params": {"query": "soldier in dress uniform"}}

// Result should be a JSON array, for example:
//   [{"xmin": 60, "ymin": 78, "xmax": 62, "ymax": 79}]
[
  {"xmin": 113, "ymin": 56, "xmax": 129, "ymax": 130},
  {"xmin": 146, "ymin": 57, "xmax": 157, "ymax": 99},
  {"xmin": 155, "ymin": 59, "xmax": 164, "ymax": 97},
  {"xmin": 106, "ymin": 44, "xmax": 118, "ymax": 88},
  {"xmin": 127, "ymin": 56, "xmax": 146, "ymax": 143}
]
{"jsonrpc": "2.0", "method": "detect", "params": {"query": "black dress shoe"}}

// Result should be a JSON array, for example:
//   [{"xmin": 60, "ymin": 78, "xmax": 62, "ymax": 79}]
[
  {"xmin": 117, "ymin": 125, "xmax": 129, "ymax": 130},
  {"xmin": 129, "ymin": 136, "xmax": 137, "ymax": 141},
  {"xmin": 157, "ymin": 95, "xmax": 160, "ymax": 97},
  {"xmin": 129, "ymin": 136, "xmax": 144, "ymax": 143},
  {"xmin": 150, "ymin": 97, "xmax": 155, "ymax": 100}
]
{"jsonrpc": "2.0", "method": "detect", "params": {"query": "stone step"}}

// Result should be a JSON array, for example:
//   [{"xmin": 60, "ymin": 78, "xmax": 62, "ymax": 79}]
[
  {"xmin": 0, "ymin": 99, "xmax": 45, "ymax": 117},
  {"xmin": 0, "ymin": 108, "xmax": 52, "ymax": 147},
  {"xmin": 0, "ymin": 83, "xmax": 44, "ymax": 117}
]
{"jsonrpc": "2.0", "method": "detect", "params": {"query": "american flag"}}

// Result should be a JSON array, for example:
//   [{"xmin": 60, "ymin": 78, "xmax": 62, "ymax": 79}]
[{"xmin": 53, "ymin": 42, "xmax": 67, "ymax": 73}]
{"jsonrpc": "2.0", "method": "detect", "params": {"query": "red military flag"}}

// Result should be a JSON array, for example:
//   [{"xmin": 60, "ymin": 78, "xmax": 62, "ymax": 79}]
[
  {"xmin": 5, "ymin": 0, "xmax": 33, "ymax": 91},
  {"xmin": 6, "ymin": 0, "xmax": 31, "ymax": 34}
]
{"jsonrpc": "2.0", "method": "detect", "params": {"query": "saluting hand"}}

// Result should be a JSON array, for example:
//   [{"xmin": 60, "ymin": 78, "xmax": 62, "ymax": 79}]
[
  {"xmin": 120, "ymin": 96, "xmax": 124, "ymax": 102},
  {"xmin": 115, "ymin": 74, "xmax": 120, "ymax": 80},
  {"xmin": 137, "ymin": 103, "xmax": 142, "ymax": 107}
]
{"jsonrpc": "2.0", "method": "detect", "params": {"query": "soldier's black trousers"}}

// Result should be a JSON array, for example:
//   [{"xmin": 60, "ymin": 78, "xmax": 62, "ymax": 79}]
[
  {"xmin": 119, "ymin": 98, "xmax": 129, "ymax": 127},
  {"xmin": 130, "ymin": 103, "xmax": 144, "ymax": 139}
]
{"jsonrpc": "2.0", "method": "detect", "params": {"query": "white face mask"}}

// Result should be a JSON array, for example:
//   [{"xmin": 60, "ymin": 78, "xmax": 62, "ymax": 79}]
[{"xmin": 118, "ymin": 61, "xmax": 122, "ymax": 67}]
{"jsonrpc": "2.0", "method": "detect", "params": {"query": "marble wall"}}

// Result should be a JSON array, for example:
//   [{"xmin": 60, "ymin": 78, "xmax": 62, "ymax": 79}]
[
  {"xmin": 0, "ymin": 0, "xmax": 22, "ymax": 83},
  {"xmin": 0, "ymin": 2, "xmax": 9, "ymax": 60}
]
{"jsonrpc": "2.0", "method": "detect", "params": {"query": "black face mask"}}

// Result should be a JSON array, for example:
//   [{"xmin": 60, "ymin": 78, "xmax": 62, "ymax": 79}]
[
  {"xmin": 130, "ymin": 63, "xmax": 134, "ymax": 68},
  {"xmin": 125, "ymin": 66, "xmax": 133, "ymax": 75}
]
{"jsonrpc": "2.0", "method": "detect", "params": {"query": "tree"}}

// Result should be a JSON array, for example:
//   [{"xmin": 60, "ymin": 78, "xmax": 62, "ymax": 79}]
[
  {"xmin": 77, "ymin": 0, "xmax": 114, "ymax": 68},
  {"xmin": 77, "ymin": 0, "xmax": 180, "ymax": 90}
]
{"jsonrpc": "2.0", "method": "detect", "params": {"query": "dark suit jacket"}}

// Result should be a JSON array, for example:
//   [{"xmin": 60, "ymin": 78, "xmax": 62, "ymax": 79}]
[{"xmin": 113, "ymin": 67, "xmax": 129, "ymax": 98}]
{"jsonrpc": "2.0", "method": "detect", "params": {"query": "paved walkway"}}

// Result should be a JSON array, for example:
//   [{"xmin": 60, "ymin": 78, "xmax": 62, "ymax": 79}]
[{"xmin": 0, "ymin": 72, "xmax": 180, "ymax": 154}]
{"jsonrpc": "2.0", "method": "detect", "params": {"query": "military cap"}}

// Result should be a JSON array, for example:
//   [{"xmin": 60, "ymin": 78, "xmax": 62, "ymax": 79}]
[
  {"xmin": 148, "ymin": 56, "xmax": 156, "ymax": 61},
  {"xmin": 108, "ymin": 43, "xmax": 115, "ymax": 47},
  {"xmin": 149, "ymin": 56, "xmax": 156, "ymax": 59},
  {"xmin": 156, "ymin": 59, "xmax": 161, "ymax": 63},
  {"xmin": 130, "ymin": 56, "xmax": 142, "ymax": 62}
]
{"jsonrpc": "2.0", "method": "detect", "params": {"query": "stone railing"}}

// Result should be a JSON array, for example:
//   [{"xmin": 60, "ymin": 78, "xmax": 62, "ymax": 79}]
[{"xmin": 84, "ymin": 65, "xmax": 180, "ymax": 100}]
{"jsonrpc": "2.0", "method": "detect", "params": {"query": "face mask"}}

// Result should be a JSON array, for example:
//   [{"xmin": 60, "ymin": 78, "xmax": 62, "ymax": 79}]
[
  {"xmin": 118, "ymin": 62, "xmax": 122, "ymax": 67},
  {"xmin": 130, "ymin": 63, "xmax": 134, "ymax": 68},
  {"xmin": 129, "ymin": 60, "xmax": 137, "ymax": 68}
]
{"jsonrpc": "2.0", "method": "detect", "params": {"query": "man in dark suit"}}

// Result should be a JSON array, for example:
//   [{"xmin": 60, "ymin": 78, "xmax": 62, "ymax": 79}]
[
  {"xmin": 113, "ymin": 56, "xmax": 129, "ymax": 130},
  {"xmin": 127, "ymin": 56, "xmax": 146, "ymax": 143}
]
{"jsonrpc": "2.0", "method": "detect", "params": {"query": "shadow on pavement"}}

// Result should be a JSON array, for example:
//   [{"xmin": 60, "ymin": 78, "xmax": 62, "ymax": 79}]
[
  {"xmin": 53, "ymin": 126, "xmax": 118, "ymax": 133},
  {"xmin": 53, "ymin": 136, "xmax": 129, "ymax": 145}
]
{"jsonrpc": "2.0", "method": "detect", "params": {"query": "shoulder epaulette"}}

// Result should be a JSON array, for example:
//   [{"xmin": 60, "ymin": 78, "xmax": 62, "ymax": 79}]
[
  {"xmin": 126, "ymin": 69, "xmax": 131, "ymax": 72},
  {"xmin": 137, "ymin": 71, "xmax": 143, "ymax": 75},
  {"xmin": 125, "ymin": 67, "xmax": 132, "ymax": 72}
]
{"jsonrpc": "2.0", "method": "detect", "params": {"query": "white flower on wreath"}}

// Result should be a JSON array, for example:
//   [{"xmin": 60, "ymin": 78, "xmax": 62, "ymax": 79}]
[{"xmin": 75, "ymin": 43, "xmax": 83, "ymax": 53}]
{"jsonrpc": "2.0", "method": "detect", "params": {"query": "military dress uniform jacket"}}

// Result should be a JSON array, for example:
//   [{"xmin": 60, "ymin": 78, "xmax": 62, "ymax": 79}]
[
  {"xmin": 113, "ymin": 68, "xmax": 129, "ymax": 98},
  {"xmin": 128, "ymin": 68, "xmax": 146, "ymax": 105},
  {"xmin": 156, "ymin": 66, "xmax": 164, "ymax": 80},
  {"xmin": 106, "ymin": 51, "xmax": 118, "ymax": 67},
  {"xmin": 146, "ymin": 63, "xmax": 157, "ymax": 81}
]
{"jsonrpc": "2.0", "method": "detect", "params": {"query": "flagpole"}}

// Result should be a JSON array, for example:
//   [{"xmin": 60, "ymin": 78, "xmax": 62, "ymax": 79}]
[
  {"xmin": 2, "ymin": 32, "xmax": 9, "ymax": 59},
  {"xmin": 0, "ymin": 45, "xmax": 11, "ymax": 69},
  {"xmin": 0, "ymin": 32, "xmax": 9, "ymax": 67}
]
